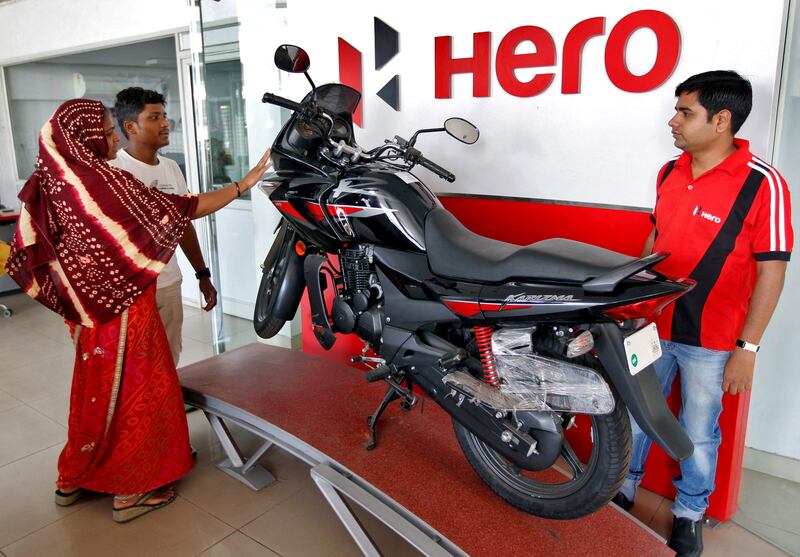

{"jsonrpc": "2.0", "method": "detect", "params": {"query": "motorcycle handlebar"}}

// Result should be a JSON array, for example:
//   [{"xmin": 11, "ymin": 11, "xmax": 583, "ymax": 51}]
[
  {"xmin": 417, "ymin": 155, "xmax": 455, "ymax": 182},
  {"xmin": 262, "ymin": 92, "xmax": 302, "ymax": 112}
]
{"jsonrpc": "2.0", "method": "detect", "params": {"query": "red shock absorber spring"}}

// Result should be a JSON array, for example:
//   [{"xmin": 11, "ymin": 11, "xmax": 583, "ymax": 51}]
[{"xmin": 473, "ymin": 325, "xmax": 500, "ymax": 387}]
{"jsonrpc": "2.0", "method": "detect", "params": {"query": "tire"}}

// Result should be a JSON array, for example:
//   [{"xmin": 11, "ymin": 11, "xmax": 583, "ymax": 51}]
[
  {"xmin": 453, "ymin": 366, "xmax": 631, "ymax": 520},
  {"xmin": 253, "ymin": 222, "xmax": 292, "ymax": 339}
]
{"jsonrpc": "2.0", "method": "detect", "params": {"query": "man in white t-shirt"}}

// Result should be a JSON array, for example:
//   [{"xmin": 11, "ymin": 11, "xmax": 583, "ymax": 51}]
[{"xmin": 111, "ymin": 87, "xmax": 217, "ymax": 366}]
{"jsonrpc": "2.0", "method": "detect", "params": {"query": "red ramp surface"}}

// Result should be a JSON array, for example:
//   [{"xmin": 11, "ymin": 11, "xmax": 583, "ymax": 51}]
[{"xmin": 178, "ymin": 343, "xmax": 671, "ymax": 557}]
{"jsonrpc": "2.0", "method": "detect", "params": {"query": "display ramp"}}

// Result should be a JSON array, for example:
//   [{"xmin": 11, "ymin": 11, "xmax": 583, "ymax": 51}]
[{"xmin": 178, "ymin": 343, "xmax": 671, "ymax": 556}]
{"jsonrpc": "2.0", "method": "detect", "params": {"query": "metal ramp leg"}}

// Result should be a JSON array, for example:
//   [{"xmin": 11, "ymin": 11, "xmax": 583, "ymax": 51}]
[
  {"xmin": 204, "ymin": 411, "xmax": 276, "ymax": 491},
  {"xmin": 311, "ymin": 463, "xmax": 468, "ymax": 557}
]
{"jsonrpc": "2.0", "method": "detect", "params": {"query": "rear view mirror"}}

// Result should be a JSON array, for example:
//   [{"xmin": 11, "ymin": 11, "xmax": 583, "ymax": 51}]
[
  {"xmin": 274, "ymin": 45, "xmax": 310, "ymax": 74},
  {"xmin": 444, "ymin": 118, "xmax": 479, "ymax": 144}
]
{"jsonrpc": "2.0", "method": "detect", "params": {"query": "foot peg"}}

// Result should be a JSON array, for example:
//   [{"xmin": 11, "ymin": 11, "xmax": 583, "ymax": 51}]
[{"xmin": 364, "ymin": 364, "xmax": 392, "ymax": 383}]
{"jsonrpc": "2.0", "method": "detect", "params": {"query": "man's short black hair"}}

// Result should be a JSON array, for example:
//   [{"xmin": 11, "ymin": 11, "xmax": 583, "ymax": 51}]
[
  {"xmin": 114, "ymin": 87, "xmax": 165, "ymax": 139},
  {"xmin": 675, "ymin": 70, "xmax": 752, "ymax": 135}
]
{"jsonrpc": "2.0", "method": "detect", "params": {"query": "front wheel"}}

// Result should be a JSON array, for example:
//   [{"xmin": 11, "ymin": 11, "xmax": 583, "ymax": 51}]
[{"xmin": 453, "ymin": 395, "xmax": 631, "ymax": 519}]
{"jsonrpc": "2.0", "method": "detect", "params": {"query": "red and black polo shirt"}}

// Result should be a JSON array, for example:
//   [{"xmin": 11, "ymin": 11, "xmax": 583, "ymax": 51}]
[{"xmin": 651, "ymin": 138, "xmax": 793, "ymax": 351}]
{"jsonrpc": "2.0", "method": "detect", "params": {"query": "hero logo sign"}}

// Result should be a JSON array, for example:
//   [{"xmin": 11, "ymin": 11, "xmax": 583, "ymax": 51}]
[
  {"xmin": 435, "ymin": 10, "xmax": 681, "ymax": 98},
  {"xmin": 339, "ymin": 10, "xmax": 680, "ymax": 127},
  {"xmin": 339, "ymin": 17, "xmax": 400, "ymax": 128}
]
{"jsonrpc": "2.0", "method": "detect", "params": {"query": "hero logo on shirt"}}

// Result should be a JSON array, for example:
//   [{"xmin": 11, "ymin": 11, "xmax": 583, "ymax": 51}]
[
  {"xmin": 150, "ymin": 180, "xmax": 178, "ymax": 194},
  {"xmin": 692, "ymin": 205, "xmax": 721, "ymax": 224}
]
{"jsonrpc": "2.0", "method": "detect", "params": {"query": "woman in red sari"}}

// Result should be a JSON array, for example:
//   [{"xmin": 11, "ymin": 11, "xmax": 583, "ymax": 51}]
[{"xmin": 6, "ymin": 99, "xmax": 271, "ymax": 523}]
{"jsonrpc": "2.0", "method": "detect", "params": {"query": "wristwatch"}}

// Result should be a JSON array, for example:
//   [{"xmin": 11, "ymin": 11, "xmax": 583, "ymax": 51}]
[
  {"xmin": 735, "ymin": 339, "xmax": 760, "ymax": 353},
  {"xmin": 195, "ymin": 267, "xmax": 211, "ymax": 280}
]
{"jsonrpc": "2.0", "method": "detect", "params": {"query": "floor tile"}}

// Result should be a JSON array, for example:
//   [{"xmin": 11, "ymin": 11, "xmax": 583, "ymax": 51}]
[
  {"xmin": 175, "ymin": 449, "xmax": 307, "ymax": 529},
  {"xmin": 0, "ymin": 405, "xmax": 65, "ymax": 467},
  {"xmin": 0, "ymin": 390, "xmax": 23, "ymax": 413},
  {"xmin": 629, "ymin": 487, "xmax": 665, "ymax": 526},
  {"xmin": 2, "ymin": 496, "xmax": 233, "ymax": 557},
  {"xmin": 196, "ymin": 531, "xmax": 280, "ymax": 557},
  {"xmin": 735, "ymin": 468, "xmax": 800, "ymax": 555},
  {"xmin": 179, "ymin": 337, "xmax": 216, "ymax": 368},
  {"xmin": 703, "ymin": 521, "xmax": 790, "ymax": 557},
  {"xmin": 0, "ymin": 445, "xmax": 91, "ymax": 548},
  {"xmin": 648, "ymin": 497, "xmax": 675, "ymax": 540},
  {"xmin": 0, "ymin": 353, "xmax": 73, "ymax": 404},
  {"xmin": 1, "ymin": 310, "xmax": 74, "ymax": 348},
  {"xmin": 28, "ymin": 392, "xmax": 71, "ymax": 428},
  {"xmin": 240, "ymin": 486, "xmax": 356, "ymax": 556},
  {"xmin": 181, "ymin": 313, "xmax": 215, "ymax": 344},
  {"xmin": 0, "ymin": 330, "xmax": 71, "ymax": 373}
]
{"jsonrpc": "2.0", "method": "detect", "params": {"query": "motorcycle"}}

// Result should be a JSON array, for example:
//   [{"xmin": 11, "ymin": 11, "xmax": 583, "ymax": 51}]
[{"xmin": 254, "ymin": 44, "xmax": 694, "ymax": 519}]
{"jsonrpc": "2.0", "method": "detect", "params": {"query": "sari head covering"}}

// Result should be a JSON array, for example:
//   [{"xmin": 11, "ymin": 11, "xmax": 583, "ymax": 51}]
[{"xmin": 6, "ymin": 98, "xmax": 198, "ymax": 326}]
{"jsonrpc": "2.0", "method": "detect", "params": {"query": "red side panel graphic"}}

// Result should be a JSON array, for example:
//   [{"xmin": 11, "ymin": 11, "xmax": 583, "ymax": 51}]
[
  {"xmin": 304, "ymin": 202, "xmax": 327, "ymax": 222},
  {"xmin": 273, "ymin": 200, "xmax": 306, "ymax": 222},
  {"xmin": 327, "ymin": 205, "xmax": 363, "ymax": 216},
  {"xmin": 443, "ymin": 300, "xmax": 482, "ymax": 317}
]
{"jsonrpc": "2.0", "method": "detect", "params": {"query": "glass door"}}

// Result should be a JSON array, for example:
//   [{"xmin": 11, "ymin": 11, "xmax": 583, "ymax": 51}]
[{"xmin": 186, "ymin": 0, "xmax": 294, "ymax": 353}]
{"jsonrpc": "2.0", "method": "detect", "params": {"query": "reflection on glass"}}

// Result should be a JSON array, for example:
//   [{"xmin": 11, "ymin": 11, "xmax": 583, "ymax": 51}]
[
  {"xmin": 4, "ymin": 38, "xmax": 184, "ymax": 180},
  {"xmin": 206, "ymin": 59, "xmax": 250, "ymax": 198}
]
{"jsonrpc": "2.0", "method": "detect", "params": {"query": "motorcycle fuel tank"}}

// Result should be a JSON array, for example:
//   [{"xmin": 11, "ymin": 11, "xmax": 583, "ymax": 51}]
[{"xmin": 325, "ymin": 166, "xmax": 440, "ymax": 253}]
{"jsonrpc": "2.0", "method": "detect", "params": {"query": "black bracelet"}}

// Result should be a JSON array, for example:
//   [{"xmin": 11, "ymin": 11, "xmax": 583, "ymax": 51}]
[
  {"xmin": 234, "ymin": 181, "xmax": 241, "ymax": 198},
  {"xmin": 195, "ymin": 267, "xmax": 211, "ymax": 280}
]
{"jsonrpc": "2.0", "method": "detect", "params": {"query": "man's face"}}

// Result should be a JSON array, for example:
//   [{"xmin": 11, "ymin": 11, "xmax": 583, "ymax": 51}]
[
  {"xmin": 126, "ymin": 103, "xmax": 169, "ymax": 148},
  {"xmin": 103, "ymin": 112, "xmax": 120, "ymax": 160},
  {"xmin": 668, "ymin": 91, "xmax": 717, "ymax": 152}
]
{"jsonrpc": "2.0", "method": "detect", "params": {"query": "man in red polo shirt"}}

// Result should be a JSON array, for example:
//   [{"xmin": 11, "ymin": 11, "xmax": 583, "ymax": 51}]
[{"xmin": 613, "ymin": 71, "xmax": 793, "ymax": 556}]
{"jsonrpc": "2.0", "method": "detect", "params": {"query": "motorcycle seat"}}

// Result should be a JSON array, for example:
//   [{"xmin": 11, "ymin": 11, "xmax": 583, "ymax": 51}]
[{"xmin": 424, "ymin": 208, "xmax": 635, "ymax": 284}]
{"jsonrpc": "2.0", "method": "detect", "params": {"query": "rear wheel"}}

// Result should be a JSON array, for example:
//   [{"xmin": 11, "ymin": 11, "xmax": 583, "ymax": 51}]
[
  {"xmin": 453, "ymin": 388, "xmax": 631, "ymax": 519},
  {"xmin": 254, "ymin": 222, "xmax": 292, "ymax": 338}
]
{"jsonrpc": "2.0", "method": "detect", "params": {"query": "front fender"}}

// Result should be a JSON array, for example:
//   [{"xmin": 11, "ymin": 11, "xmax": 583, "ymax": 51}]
[
  {"xmin": 592, "ymin": 323, "xmax": 693, "ymax": 461},
  {"xmin": 263, "ymin": 221, "xmax": 306, "ymax": 321}
]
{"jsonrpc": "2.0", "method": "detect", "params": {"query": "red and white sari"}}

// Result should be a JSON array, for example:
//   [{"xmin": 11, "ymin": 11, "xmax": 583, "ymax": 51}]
[{"xmin": 7, "ymin": 99, "xmax": 197, "ymax": 494}]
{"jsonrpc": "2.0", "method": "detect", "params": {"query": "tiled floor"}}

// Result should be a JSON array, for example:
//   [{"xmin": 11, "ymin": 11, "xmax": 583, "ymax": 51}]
[{"xmin": 0, "ymin": 291, "xmax": 797, "ymax": 556}]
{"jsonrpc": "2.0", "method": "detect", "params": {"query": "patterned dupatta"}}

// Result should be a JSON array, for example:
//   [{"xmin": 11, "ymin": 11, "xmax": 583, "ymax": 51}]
[{"xmin": 6, "ymin": 99, "xmax": 198, "ymax": 326}]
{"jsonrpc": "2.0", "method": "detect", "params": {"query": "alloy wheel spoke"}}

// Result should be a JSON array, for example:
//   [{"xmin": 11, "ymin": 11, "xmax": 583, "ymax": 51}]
[{"xmin": 561, "ymin": 438, "xmax": 586, "ymax": 479}]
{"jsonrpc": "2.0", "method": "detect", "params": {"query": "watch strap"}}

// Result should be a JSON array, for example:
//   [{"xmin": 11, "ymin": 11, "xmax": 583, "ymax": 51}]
[
  {"xmin": 735, "ymin": 339, "xmax": 759, "ymax": 353},
  {"xmin": 195, "ymin": 267, "xmax": 211, "ymax": 280}
]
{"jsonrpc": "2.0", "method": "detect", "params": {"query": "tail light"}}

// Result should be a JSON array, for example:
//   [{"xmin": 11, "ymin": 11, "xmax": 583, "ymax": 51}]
[{"xmin": 603, "ymin": 278, "xmax": 696, "ymax": 321}]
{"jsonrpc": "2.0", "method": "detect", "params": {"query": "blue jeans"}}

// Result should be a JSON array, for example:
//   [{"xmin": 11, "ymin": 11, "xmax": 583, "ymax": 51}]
[{"xmin": 620, "ymin": 340, "xmax": 730, "ymax": 521}]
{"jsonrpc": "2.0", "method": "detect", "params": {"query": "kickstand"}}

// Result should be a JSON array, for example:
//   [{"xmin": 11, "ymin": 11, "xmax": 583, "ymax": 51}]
[{"xmin": 366, "ymin": 384, "xmax": 400, "ymax": 451}]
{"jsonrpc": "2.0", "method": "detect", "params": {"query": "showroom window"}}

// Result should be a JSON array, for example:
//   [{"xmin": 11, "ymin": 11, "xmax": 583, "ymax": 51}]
[{"xmin": 4, "ymin": 37, "xmax": 186, "ymax": 180}]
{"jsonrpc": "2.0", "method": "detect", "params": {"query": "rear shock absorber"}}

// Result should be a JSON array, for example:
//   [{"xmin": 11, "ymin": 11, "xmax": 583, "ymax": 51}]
[{"xmin": 473, "ymin": 326, "xmax": 500, "ymax": 387}]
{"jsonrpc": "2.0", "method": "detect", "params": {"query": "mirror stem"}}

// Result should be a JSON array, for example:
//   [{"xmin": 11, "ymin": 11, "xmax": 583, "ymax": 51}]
[
  {"xmin": 304, "ymin": 72, "xmax": 317, "ymax": 100},
  {"xmin": 408, "ymin": 127, "xmax": 446, "ymax": 147}
]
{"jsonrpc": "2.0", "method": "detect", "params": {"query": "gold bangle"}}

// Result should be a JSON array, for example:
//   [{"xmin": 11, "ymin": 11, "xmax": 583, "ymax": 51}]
[{"xmin": 234, "ymin": 181, "xmax": 241, "ymax": 198}]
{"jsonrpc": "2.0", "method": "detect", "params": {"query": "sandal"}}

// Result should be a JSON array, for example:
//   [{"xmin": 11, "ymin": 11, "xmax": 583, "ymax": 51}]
[
  {"xmin": 112, "ymin": 488, "xmax": 177, "ymax": 524},
  {"xmin": 54, "ymin": 488, "xmax": 85, "ymax": 507}
]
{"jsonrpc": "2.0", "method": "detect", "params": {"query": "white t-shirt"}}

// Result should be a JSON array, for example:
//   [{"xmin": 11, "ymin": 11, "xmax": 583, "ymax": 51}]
[{"xmin": 110, "ymin": 149, "xmax": 190, "ymax": 288}]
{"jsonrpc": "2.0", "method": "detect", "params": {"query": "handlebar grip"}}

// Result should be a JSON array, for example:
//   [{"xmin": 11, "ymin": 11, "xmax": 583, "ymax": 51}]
[
  {"xmin": 417, "ymin": 156, "xmax": 456, "ymax": 183},
  {"xmin": 261, "ymin": 92, "xmax": 302, "ymax": 111}
]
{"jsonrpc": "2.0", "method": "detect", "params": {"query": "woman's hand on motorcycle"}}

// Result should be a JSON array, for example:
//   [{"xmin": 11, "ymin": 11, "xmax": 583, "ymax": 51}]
[
  {"xmin": 192, "ymin": 148, "xmax": 273, "ymax": 218},
  {"xmin": 239, "ymin": 148, "xmax": 274, "ymax": 193}
]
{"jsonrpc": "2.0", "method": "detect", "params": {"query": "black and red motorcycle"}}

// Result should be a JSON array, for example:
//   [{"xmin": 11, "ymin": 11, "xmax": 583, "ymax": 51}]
[{"xmin": 254, "ymin": 44, "xmax": 694, "ymax": 519}]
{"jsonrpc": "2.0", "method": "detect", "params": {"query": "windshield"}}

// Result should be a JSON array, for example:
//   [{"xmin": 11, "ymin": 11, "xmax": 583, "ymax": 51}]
[{"xmin": 303, "ymin": 84, "xmax": 361, "ymax": 116}]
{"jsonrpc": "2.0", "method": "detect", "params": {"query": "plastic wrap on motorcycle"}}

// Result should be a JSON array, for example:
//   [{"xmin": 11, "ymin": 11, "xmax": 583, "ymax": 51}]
[
  {"xmin": 593, "ymin": 323, "xmax": 693, "ymax": 461},
  {"xmin": 403, "ymin": 333, "xmax": 563, "ymax": 471},
  {"xmin": 442, "ymin": 328, "xmax": 615, "ymax": 414}
]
